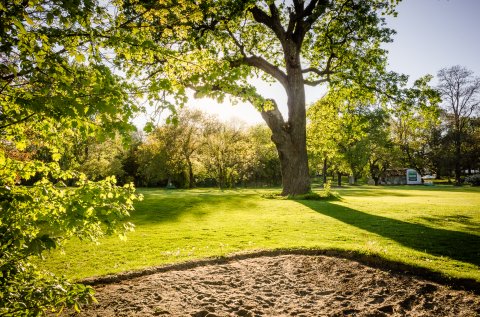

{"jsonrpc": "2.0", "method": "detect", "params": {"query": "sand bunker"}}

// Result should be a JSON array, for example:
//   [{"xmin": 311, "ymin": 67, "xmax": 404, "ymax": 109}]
[{"xmin": 75, "ymin": 254, "xmax": 480, "ymax": 316}]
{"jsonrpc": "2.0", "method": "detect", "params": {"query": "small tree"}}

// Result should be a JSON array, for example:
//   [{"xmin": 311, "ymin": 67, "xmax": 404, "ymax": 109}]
[{"xmin": 437, "ymin": 66, "xmax": 480, "ymax": 185}]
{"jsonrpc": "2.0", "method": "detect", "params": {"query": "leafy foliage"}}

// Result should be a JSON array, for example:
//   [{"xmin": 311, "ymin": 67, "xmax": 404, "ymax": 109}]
[
  {"xmin": 0, "ymin": 0, "xmax": 142, "ymax": 315},
  {"xmin": 307, "ymin": 88, "xmax": 392, "ymax": 184},
  {"xmin": 113, "ymin": 0, "xmax": 403, "ymax": 195}
]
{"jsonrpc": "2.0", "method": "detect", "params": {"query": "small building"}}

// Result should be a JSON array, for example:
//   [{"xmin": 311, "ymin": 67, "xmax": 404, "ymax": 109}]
[{"xmin": 380, "ymin": 168, "xmax": 422, "ymax": 185}]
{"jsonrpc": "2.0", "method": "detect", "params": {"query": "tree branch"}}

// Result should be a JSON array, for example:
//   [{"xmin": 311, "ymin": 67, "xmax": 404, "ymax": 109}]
[
  {"xmin": 226, "ymin": 26, "xmax": 245, "ymax": 56},
  {"xmin": 249, "ymin": 5, "xmax": 286, "ymax": 46},
  {"xmin": 304, "ymin": 78, "xmax": 329, "ymax": 86},
  {"xmin": 230, "ymin": 55, "xmax": 288, "ymax": 90},
  {"xmin": 297, "ymin": 0, "xmax": 329, "ymax": 39},
  {"xmin": 260, "ymin": 99, "xmax": 289, "ymax": 144},
  {"xmin": 0, "ymin": 113, "xmax": 36, "ymax": 130}
]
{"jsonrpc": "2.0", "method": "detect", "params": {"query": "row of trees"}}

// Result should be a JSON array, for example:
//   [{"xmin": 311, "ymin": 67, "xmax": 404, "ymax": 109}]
[
  {"xmin": 308, "ymin": 66, "xmax": 480, "ymax": 186},
  {"xmin": 66, "ymin": 109, "xmax": 281, "ymax": 189},
  {"xmin": 73, "ymin": 65, "xmax": 480, "ymax": 190}
]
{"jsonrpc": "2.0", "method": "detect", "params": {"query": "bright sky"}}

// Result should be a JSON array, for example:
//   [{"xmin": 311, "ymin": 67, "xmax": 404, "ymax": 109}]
[{"xmin": 135, "ymin": 0, "xmax": 480, "ymax": 128}]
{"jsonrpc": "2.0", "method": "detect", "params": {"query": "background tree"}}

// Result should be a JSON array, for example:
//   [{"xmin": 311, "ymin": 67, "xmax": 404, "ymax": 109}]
[
  {"xmin": 245, "ymin": 124, "xmax": 282, "ymax": 187},
  {"xmin": 201, "ymin": 121, "xmax": 255, "ymax": 189},
  {"xmin": 390, "ymin": 76, "xmax": 441, "ymax": 176},
  {"xmin": 437, "ymin": 66, "xmax": 480, "ymax": 185},
  {"xmin": 116, "ymin": 0, "xmax": 402, "ymax": 195},
  {"xmin": 307, "ymin": 94, "xmax": 339, "ymax": 184},
  {"xmin": 167, "ymin": 109, "xmax": 210, "ymax": 188},
  {"xmin": 308, "ymin": 88, "xmax": 392, "ymax": 185}
]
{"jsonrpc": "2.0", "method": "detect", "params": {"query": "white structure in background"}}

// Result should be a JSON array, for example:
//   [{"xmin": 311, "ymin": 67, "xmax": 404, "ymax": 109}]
[
  {"xmin": 406, "ymin": 169, "xmax": 422, "ymax": 185},
  {"xmin": 380, "ymin": 168, "xmax": 422, "ymax": 185}
]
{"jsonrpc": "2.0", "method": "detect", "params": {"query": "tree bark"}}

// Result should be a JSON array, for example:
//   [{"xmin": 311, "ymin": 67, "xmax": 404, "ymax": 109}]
[
  {"xmin": 186, "ymin": 158, "xmax": 194, "ymax": 188},
  {"xmin": 261, "ymin": 108, "xmax": 311, "ymax": 195},
  {"xmin": 277, "ymin": 141, "xmax": 311, "ymax": 195},
  {"xmin": 454, "ymin": 131, "xmax": 462, "ymax": 186},
  {"xmin": 260, "ymin": 60, "xmax": 311, "ymax": 195},
  {"xmin": 322, "ymin": 157, "xmax": 328, "ymax": 185}
]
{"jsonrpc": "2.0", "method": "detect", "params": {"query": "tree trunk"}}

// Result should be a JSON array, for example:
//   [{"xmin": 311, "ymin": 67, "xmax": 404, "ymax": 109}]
[
  {"xmin": 322, "ymin": 157, "xmax": 328, "ymax": 185},
  {"xmin": 260, "ymin": 70, "xmax": 311, "ymax": 195},
  {"xmin": 337, "ymin": 172, "xmax": 342, "ymax": 187},
  {"xmin": 187, "ymin": 158, "xmax": 194, "ymax": 188},
  {"xmin": 277, "ymin": 140, "xmax": 310, "ymax": 195},
  {"xmin": 454, "ymin": 131, "xmax": 462, "ymax": 186}
]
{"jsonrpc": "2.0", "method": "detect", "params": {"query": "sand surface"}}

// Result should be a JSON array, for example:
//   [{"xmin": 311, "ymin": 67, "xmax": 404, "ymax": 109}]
[{"xmin": 74, "ymin": 254, "xmax": 480, "ymax": 316}]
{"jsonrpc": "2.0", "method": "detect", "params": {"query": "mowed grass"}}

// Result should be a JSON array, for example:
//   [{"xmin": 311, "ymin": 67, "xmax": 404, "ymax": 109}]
[{"xmin": 38, "ymin": 186, "xmax": 480, "ymax": 282}]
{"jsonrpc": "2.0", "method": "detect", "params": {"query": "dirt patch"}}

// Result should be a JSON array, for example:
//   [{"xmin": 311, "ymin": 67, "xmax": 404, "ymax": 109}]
[{"xmin": 74, "ymin": 254, "xmax": 480, "ymax": 316}]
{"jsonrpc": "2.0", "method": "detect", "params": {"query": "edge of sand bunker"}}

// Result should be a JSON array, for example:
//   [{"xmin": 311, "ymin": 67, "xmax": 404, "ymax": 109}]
[{"xmin": 81, "ymin": 248, "xmax": 480, "ymax": 294}]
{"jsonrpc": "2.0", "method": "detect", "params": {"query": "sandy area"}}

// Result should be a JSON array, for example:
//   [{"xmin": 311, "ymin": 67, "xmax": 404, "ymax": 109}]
[{"xmin": 73, "ymin": 253, "xmax": 480, "ymax": 316}]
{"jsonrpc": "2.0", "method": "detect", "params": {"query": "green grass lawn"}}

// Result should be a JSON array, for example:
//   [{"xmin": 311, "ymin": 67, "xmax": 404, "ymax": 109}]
[{"xmin": 38, "ymin": 186, "xmax": 480, "ymax": 283}]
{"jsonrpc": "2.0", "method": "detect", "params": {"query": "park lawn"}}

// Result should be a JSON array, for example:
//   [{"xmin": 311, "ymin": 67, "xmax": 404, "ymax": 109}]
[{"xmin": 38, "ymin": 186, "xmax": 480, "ymax": 282}]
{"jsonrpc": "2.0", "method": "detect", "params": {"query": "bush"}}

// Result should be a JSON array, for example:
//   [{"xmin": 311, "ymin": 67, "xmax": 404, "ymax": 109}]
[
  {"xmin": 0, "ymin": 162, "xmax": 142, "ymax": 316},
  {"xmin": 261, "ymin": 181, "xmax": 340, "ymax": 201},
  {"xmin": 465, "ymin": 174, "xmax": 480, "ymax": 186}
]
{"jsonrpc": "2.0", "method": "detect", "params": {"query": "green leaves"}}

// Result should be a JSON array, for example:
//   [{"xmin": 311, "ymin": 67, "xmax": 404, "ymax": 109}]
[
  {"xmin": 0, "ymin": 1, "xmax": 142, "ymax": 314},
  {"xmin": 0, "ymin": 166, "xmax": 142, "ymax": 314}
]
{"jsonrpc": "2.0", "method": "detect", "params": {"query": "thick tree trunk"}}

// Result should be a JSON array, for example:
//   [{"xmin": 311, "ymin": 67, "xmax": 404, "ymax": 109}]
[
  {"xmin": 277, "ymin": 139, "xmax": 311, "ymax": 195},
  {"xmin": 337, "ymin": 172, "xmax": 342, "ymax": 187},
  {"xmin": 260, "ymin": 59, "xmax": 311, "ymax": 195},
  {"xmin": 262, "ymin": 107, "xmax": 311, "ymax": 195}
]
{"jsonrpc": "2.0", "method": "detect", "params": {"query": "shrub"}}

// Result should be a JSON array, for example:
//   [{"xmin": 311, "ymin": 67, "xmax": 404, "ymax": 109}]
[
  {"xmin": 0, "ymin": 163, "xmax": 142, "ymax": 316},
  {"xmin": 465, "ymin": 174, "xmax": 480, "ymax": 186},
  {"xmin": 261, "ymin": 181, "xmax": 340, "ymax": 201}
]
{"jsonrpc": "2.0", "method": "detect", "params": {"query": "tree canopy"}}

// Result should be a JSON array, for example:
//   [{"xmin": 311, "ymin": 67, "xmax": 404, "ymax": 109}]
[
  {"xmin": 113, "ymin": 0, "xmax": 403, "ymax": 194},
  {"xmin": 1, "ymin": 1, "xmax": 141, "ymax": 314}
]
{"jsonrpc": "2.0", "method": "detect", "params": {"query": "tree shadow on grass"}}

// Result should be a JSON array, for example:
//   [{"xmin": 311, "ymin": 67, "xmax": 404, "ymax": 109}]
[
  {"xmin": 337, "ymin": 189, "xmax": 412, "ymax": 197},
  {"xmin": 298, "ymin": 200, "xmax": 480, "ymax": 267},
  {"xmin": 337, "ymin": 185, "xmax": 480, "ymax": 197},
  {"xmin": 132, "ymin": 189, "xmax": 259, "ymax": 225}
]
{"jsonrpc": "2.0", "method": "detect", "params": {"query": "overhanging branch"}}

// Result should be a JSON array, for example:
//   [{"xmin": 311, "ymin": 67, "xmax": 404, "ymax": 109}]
[{"xmin": 230, "ymin": 55, "xmax": 288, "ymax": 90}]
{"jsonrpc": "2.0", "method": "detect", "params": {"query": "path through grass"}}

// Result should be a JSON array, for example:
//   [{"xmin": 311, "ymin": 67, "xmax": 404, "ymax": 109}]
[{"xmin": 39, "ymin": 186, "xmax": 480, "ymax": 282}]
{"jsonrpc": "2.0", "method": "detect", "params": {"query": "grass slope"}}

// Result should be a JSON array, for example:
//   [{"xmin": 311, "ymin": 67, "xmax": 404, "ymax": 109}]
[{"xmin": 38, "ymin": 186, "xmax": 480, "ymax": 282}]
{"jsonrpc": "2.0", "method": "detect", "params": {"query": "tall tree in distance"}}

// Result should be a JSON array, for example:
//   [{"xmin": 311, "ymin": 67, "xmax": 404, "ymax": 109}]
[
  {"xmin": 116, "ymin": 0, "xmax": 402, "ymax": 195},
  {"xmin": 437, "ymin": 66, "xmax": 480, "ymax": 185}
]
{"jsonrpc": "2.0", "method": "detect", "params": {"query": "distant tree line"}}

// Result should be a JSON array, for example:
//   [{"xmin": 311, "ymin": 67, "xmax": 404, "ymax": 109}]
[
  {"xmin": 52, "ymin": 108, "xmax": 282, "ymax": 189},
  {"xmin": 48, "ymin": 66, "xmax": 478, "ymax": 189},
  {"xmin": 12, "ymin": 67, "xmax": 477, "ymax": 190},
  {"xmin": 308, "ymin": 66, "xmax": 480, "ymax": 186}
]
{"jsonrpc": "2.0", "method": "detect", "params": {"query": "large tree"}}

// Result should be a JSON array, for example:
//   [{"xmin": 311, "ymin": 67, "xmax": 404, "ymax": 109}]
[
  {"xmin": 437, "ymin": 66, "xmax": 480, "ymax": 185},
  {"xmin": 116, "ymin": 0, "xmax": 402, "ymax": 195}
]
